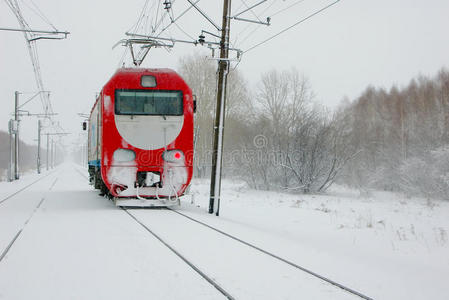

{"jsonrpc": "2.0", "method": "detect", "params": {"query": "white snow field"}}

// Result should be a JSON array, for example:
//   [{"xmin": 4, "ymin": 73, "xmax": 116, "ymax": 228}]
[{"xmin": 0, "ymin": 163, "xmax": 448, "ymax": 300}]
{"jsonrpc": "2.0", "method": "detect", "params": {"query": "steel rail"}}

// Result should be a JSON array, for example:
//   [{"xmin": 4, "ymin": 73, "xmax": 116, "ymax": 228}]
[
  {"xmin": 0, "ymin": 178, "xmax": 57, "ymax": 263},
  {"xmin": 123, "ymin": 208, "xmax": 235, "ymax": 300},
  {"xmin": 168, "ymin": 208, "xmax": 374, "ymax": 300},
  {"xmin": 0, "ymin": 171, "xmax": 55, "ymax": 206},
  {"xmin": 74, "ymin": 167, "xmax": 370, "ymax": 299}
]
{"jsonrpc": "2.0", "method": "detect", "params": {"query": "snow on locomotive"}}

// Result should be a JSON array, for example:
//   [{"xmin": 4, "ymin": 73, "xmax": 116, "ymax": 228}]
[{"xmin": 86, "ymin": 68, "xmax": 195, "ymax": 206}]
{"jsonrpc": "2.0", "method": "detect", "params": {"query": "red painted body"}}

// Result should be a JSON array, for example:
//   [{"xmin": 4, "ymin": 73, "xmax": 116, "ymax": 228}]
[{"xmin": 94, "ymin": 68, "xmax": 194, "ymax": 198}]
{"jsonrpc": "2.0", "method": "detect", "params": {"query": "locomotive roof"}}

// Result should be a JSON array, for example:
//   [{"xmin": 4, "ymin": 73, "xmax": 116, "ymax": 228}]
[{"xmin": 114, "ymin": 67, "xmax": 178, "ymax": 75}]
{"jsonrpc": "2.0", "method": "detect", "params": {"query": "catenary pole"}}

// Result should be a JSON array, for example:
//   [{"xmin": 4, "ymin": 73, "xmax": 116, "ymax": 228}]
[
  {"xmin": 8, "ymin": 120, "xmax": 14, "ymax": 181},
  {"xmin": 209, "ymin": 0, "xmax": 231, "ymax": 216},
  {"xmin": 51, "ymin": 138, "xmax": 54, "ymax": 169},
  {"xmin": 53, "ymin": 139, "xmax": 56, "ymax": 168},
  {"xmin": 46, "ymin": 133, "xmax": 49, "ymax": 171},
  {"xmin": 14, "ymin": 91, "xmax": 19, "ymax": 179},
  {"xmin": 37, "ymin": 120, "xmax": 41, "ymax": 174}
]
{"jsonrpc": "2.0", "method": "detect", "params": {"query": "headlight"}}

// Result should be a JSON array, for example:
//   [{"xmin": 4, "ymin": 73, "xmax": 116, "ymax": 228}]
[
  {"xmin": 162, "ymin": 150, "xmax": 184, "ymax": 162},
  {"xmin": 113, "ymin": 149, "xmax": 136, "ymax": 162},
  {"xmin": 141, "ymin": 75, "xmax": 157, "ymax": 87}
]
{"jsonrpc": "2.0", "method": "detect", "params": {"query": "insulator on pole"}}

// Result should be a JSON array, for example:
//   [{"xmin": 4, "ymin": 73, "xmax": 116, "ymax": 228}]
[
  {"xmin": 163, "ymin": 0, "xmax": 171, "ymax": 10},
  {"xmin": 198, "ymin": 34, "xmax": 205, "ymax": 45}
]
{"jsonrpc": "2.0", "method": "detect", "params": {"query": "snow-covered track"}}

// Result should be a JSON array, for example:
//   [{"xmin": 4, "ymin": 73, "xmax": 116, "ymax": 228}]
[
  {"xmin": 0, "ymin": 171, "xmax": 55, "ymax": 206},
  {"xmin": 123, "ymin": 207, "xmax": 366, "ymax": 299},
  {"xmin": 72, "ymin": 165, "xmax": 372, "ymax": 299},
  {"xmin": 168, "ymin": 208, "xmax": 373, "ymax": 300},
  {"xmin": 123, "ymin": 208, "xmax": 235, "ymax": 300},
  {"xmin": 167, "ymin": 208, "xmax": 373, "ymax": 300},
  {"xmin": 74, "ymin": 165, "xmax": 371, "ymax": 299},
  {"xmin": 77, "ymin": 163, "xmax": 373, "ymax": 300},
  {"xmin": 0, "ymin": 178, "xmax": 58, "ymax": 263}
]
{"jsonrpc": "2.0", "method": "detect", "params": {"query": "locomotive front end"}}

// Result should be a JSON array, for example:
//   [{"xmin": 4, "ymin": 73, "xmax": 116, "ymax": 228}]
[{"xmin": 94, "ymin": 68, "xmax": 194, "ymax": 206}]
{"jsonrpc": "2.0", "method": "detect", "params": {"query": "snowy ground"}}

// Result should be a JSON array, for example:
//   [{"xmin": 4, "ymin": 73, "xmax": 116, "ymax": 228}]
[
  {"xmin": 0, "ymin": 163, "xmax": 448, "ymax": 299},
  {"xmin": 189, "ymin": 178, "xmax": 449, "ymax": 300}
]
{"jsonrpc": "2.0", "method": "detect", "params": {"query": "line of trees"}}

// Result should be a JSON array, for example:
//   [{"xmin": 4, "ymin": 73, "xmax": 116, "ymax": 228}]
[
  {"xmin": 179, "ymin": 54, "xmax": 449, "ymax": 199},
  {"xmin": 338, "ymin": 70, "xmax": 449, "ymax": 199},
  {"xmin": 0, "ymin": 130, "xmax": 38, "ymax": 180}
]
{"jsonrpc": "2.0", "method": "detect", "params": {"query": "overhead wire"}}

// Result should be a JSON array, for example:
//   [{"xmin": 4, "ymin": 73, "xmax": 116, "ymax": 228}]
[
  {"xmin": 173, "ymin": 21, "xmax": 196, "ymax": 42},
  {"xmin": 240, "ymin": 0, "xmax": 263, "ymax": 23},
  {"xmin": 127, "ymin": 0, "xmax": 150, "ymax": 34},
  {"xmin": 129, "ymin": 0, "xmax": 200, "ymax": 62},
  {"xmin": 269, "ymin": 0, "xmax": 306, "ymax": 17},
  {"xmin": 167, "ymin": 6, "xmax": 196, "ymax": 43},
  {"xmin": 243, "ymin": 0, "xmax": 341, "ymax": 53},
  {"xmin": 125, "ymin": 0, "xmax": 153, "ymax": 66},
  {"xmin": 141, "ymin": 10, "xmax": 150, "ymax": 36},
  {"xmin": 153, "ymin": 0, "xmax": 177, "ymax": 35},
  {"xmin": 158, "ymin": 0, "xmax": 199, "ymax": 37},
  {"xmin": 152, "ymin": 0, "xmax": 161, "ymax": 34},
  {"xmin": 232, "ymin": 0, "xmax": 279, "ymax": 46},
  {"xmin": 231, "ymin": 1, "xmax": 246, "ymax": 16},
  {"xmin": 5, "ymin": 0, "xmax": 58, "ymax": 125},
  {"xmin": 124, "ymin": 0, "xmax": 327, "ymax": 68},
  {"xmin": 5, "ymin": 0, "xmax": 32, "ymax": 31},
  {"xmin": 28, "ymin": 0, "xmax": 58, "ymax": 30}
]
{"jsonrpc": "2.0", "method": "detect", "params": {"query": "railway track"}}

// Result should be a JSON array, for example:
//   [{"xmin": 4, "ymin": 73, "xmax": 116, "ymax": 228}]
[
  {"xmin": 123, "ymin": 207, "xmax": 373, "ymax": 300},
  {"xmin": 0, "ymin": 177, "xmax": 58, "ymax": 263},
  {"xmin": 167, "ymin": 208, "xmax": 373, "ymax": 300},
  {"xmin": 74, "ymin": 167, "xmax": 373, "ymax": 299},
  {"xmin": 0, "ymin": 171, "xmax": 55, "ymax": 206},
  {"xmin": 76, "ymin": 168, "xmax": 234, "ymax": 298},
  {"xmin": 124, "ymin": 208, "xmax": 235, "ymax": 299},
  {"xmin": 1, "ymin": 167, "xmax": 374, "ymax": 299}
]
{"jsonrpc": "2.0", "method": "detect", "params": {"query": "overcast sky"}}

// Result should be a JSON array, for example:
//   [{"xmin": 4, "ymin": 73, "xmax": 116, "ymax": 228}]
[{"xmin": 1, "ymin": 0, "xmax": 449, "ymax": 147}]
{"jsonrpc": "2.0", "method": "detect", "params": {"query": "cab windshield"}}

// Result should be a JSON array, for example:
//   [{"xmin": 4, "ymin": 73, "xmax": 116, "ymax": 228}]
[{"xmin": 115, "ymin": 90, "xmax": 183, "ymax": 116}]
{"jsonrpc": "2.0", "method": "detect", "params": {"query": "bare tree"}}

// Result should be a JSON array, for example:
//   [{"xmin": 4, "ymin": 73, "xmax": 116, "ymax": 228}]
[{"xmin": 178, "ymin": 53, "xmax": 250, "ymax": 178}]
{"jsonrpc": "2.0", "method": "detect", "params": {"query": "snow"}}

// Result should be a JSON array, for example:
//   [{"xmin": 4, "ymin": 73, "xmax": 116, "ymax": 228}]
[
  {"xmin": 0, "ymin": 164, "xmax": 448, "ymax": 299},
  {"xmin": 0, "ymin": 166, "xmax": 222, "ymax": 300},
  {"xmin": 187, "ymin": 179, "xmax": 449, "ymax": 300},
  {"xmin": 107, "ymin": 154, "xmax": 187, "ymax": 198}
]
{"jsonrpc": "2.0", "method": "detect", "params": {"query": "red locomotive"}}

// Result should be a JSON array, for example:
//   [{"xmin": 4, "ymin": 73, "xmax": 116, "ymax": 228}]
[{"xmin": 86, "ymin": 68, "xmax": 195, "ymax": 206}]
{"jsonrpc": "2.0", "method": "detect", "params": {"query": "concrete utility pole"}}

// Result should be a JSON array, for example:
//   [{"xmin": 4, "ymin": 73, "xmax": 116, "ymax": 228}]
[
  {"xmin": 14, "ymin": 91, "xmax": 19, "ymax": 180},
  {"xmin": 37, "ymin": 120, "xmax": 41, "ymax": 174},
  {"xmin": 43, "ymin": 132, "xmax": 70, "ymax": 168},
  {"xmin": 8, "ymin": 119, "xmax": 14, "ymax": 181},
  {"xmin": 209, "ymin": 0, "xmax": 232, "ymax": 216},
  {"xmin": 46, "ymin": 133, "xmax": 49, "ymax": 171},
  {"xmin": 51, "ymin": 139, "xmax": 55, "ymax": 169}
]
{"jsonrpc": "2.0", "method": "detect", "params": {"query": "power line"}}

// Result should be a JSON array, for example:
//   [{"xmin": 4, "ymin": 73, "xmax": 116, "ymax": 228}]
[
  {"xmin": 239, "ymin": 0, "xmax": 264, "ymax": 23},
  {"xmin": 127, "ymin": 0, "xmax": 150, "ymax": 34},
  {"xmin": 232, "ymin": 0, "xmax": 278, "ymax": 46},
  {"xmin": 158, "ymin": 0, "xmax": 199, "ymax": 36},
  {"xmin": 153, "ymin": 0, "xmax": 162, "ymax": 33},
  {"xmin": 173, "ymin": 20, "xmax": 197, "ymax": 41},
  {"xmin": 30, "ymin": 0, "xmax": 57, "ymax": 30},
  {"xmin": 231, "ymin": 1, "xmax": 245, "ymax": 16},
  {"xmin": 21, "ymin": 0, "xmax": 58, "ymax": 31},
  {"xmin": 269, "ymin": 0, "xmax": 306, "ymax": 17},
  {"xmin": 4, "ymin": 0, "xmax": 69, "ymax": 138},
  {"xmin": 153, "ymin": 0, "xmax": 176, "ymax": 35},
  {"xmin": 243, "ymin": 0, "xmax": 341, "ymax": 54}
]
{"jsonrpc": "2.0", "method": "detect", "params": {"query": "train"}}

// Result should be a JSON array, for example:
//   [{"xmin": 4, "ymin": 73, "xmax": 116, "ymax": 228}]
[{"xmin": 84, "ymin": 68, "xmax": 195, "ymax": 207}]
